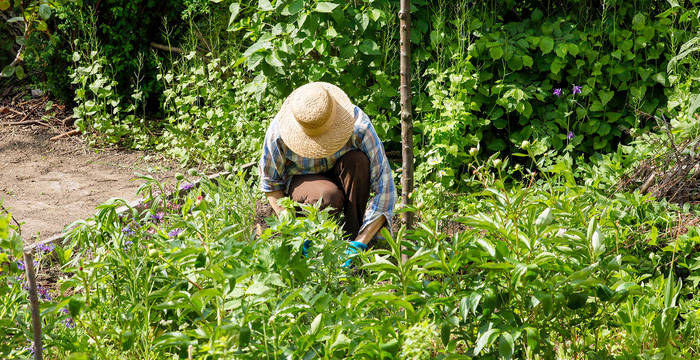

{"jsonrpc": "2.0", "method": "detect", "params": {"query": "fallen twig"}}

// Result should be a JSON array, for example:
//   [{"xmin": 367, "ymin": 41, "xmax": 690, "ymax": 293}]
[
  {"xmin": 5, "ymin": 119, "xmax": 49, "ymax": 127},
  {"xmin": 50, "ymin": 129, "xmax": 80, "ymax": 141},
  {"xmin": 150, "ymin": 42, "xmax": 185, "ymax": 54}
]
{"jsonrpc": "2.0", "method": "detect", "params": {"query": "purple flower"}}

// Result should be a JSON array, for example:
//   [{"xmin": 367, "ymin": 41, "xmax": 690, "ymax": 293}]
[
  {"xmin": 567, "ymin": 131, "xmax": 575, "ymax": 140},
  {"xmin": 553, "ymin": 88, "xmax": 562, "ymax": 97},
  {"xmin": 38, "ymin": 243, "xmax": 55, "ymax": 254},
  {"xmin": 122, "ymin": 225, "xmax": 136, "ymax": 236},
  {"xmin": 572, "ymin": 85, "xmax": 582, "ymax": 95},
  {"xmin": 37, "ymin": 285, "xmax": 52, "ymax": 300},
  {"xmin": 17, "ymin": 261, "xmax": 25, "ymax": 271},
  {"xmin": 62, "ymin": 317, "xmax": 75, "ymax": 328},
  {"xmin": 60, "ymin": 307, "xmax": 70, "ymax": 315},
  {"xmin": 180, "ymin": 182, "xmax": 194, "ymax": 191},
  {"xmin": 151, "ymin": 211, "xmax": 164, "ymax": 221},
  {"xmin": 168, "ymin": 228, "xmax": 183, "ymax": 238}
]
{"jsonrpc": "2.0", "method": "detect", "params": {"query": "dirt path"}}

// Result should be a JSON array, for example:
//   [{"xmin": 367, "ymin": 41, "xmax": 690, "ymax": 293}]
[{"xmin": 1, "ymin": 97, "xmax": 178, "ymax": 244}]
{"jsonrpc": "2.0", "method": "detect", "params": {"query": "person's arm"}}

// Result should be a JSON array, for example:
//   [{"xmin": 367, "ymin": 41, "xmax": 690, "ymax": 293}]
[
  {"xmin": 265, "ymin": 190, "xmax": 285, "ymax": 215},
  {"xmin": 259, "ymin": 120, "xmax": 288, "ymax": 215},
  {"xmin": 355, "ymin": 215, "xmax": 385, "ymax": 245},
  {"xmin": 354, "ymin": 109, "xmax": 397, "ymax": 244}
]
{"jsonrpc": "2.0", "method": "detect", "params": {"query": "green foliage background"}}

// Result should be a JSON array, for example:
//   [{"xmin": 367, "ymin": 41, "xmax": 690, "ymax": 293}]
[{"xmin": 6, "ymin": 0, "xmax": 699, "ymax": 185}]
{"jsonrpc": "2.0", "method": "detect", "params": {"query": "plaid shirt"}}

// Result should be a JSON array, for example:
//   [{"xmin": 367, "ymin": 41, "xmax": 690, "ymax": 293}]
[{"xmin": 259, "ymin": 106, "xmax": 397, "ymax": 234}]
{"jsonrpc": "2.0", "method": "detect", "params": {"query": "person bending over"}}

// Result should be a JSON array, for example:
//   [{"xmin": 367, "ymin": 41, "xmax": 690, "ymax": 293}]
[{"xmin": 258, "ymin": 82, "xmax": 397, "ymax": 265}]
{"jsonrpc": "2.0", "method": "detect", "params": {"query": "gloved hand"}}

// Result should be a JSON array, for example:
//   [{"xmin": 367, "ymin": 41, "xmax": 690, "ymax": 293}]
[
  {"xmin": 342, "ymin": 241, "xmax": 368, "ymax": 268},
  {"xmin": 302, "ymin": 240, "xmax": 312, "ymax": 258}
]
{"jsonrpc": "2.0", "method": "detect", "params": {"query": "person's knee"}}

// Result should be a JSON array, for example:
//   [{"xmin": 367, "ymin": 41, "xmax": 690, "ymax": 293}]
[{"xmin": 309, "ymin": 186, "xmax": 344, "ymax": 211}]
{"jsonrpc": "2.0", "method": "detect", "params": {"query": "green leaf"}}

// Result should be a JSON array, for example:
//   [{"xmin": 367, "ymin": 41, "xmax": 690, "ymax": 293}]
[
  {"xmin": 489, "ymin": 46, "xmax": 503, "ymax": 60},
  {"xmin": 0, "ymin": 0, "xmax": 9, "ymax": 11},
  {"xmin": 154, "ymin": 332, "xmax": 191, "ymax": 348},
  {"xmin": 599, "ymin": 90, "xmax": 614, "ymax": 106},
  {"xmin": 38, "ymin": 4, "xmax": 51, "ymax": 20},
  {"xmin": 265, "ymin": 51, "xmax": 284, "ymax": 67},
  {"xmin": 239, "ymin": 325, "xmax": 251, "ymax": 348},
  {"xmin": 535, "ymin": 208, "xmax": 553, "ymax": 227},
  {"xmin": 539, "ymin": 37, "xmax": 554, "ymax": 54},
  {"xmin": 281, "ymin": 0, "xmax": 304, "ymax": 15},
  {"xmin": 499, "ymin": 333, "xmax": 514, "ymax": 360},
  {"xmin": 522, "ymin": 54, "xmax": 533, "ymax": 67},
  {"xmin": 358, "ymin": 39, "xmax": 380, "ymax": 55},
  {"xmin": 1, "ymin": 65, "xmax": 14, "ymax": 78},
  {"xmin": 14, "ymin": 65, "xmax": 24, "ymax": 80},
  {"xmin": 7, "ymin": 17, "xmax": 24, "ymax": 23},
  {"xmin": 474, "ymin": 328, "xmax": 499, "ymax": 355},
  {"xmin": 440, "ymin": 323, "xmax": 451, "ymax": 346},
  {"xmin": 309, "ymin": 313, "xmax": 322, "ymax": 335},
  {"xmin": 258, "ymin": 0, "xmax": 274, "ymax": 11},
  {"xmin": 228, "ymin": 3, "xmax": 240, "ymax": 27},
  {"xmin": 315, "ymin": 2, "xmax": 338, "ymax": 13}
]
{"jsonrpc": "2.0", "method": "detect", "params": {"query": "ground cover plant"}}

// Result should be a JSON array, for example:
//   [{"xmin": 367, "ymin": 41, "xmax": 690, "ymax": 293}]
[{"xmin": 2, "ymin": 154, "xmax": 700, "ymax": 358}]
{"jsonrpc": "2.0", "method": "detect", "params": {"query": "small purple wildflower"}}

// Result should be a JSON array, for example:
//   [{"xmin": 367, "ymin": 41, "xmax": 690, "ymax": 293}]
[
  {"xmin": 122, "ymin": 225, "xmax": 136, "ymax": 236},
  {"xmin": 38, "ymin": 243, "xmax": 55, "ymax": 254},
  {"xmin": 567, "ymin": 131, "xmax": 575, "ymax": 140},
  {"xmin": 180, "ymin": 182, "xmax": 194, "ymax": 191},
  {"xmin": 37, "ymin": 285, "xmax": 52, "ymax": 300},
  {"xmin": 151, "ymin": 211, "xmax": 164, "ymax": 221},
  {"xmin": 125, "ymin": 240, "xmax": 133, "ymax": 246},
  {"xmin": 17, "ymin": 261, "xmax": 25, "ymax": 271},
  {"xmin": 553, "ymin": 88, "xmax": 562, "ymax": 97},
  {"xmin": 60, "ymin": 307, "xmax": 70, "ymax": 315},
  {"xmin": 168, "ymin": 228, "xmax": 183, "ymax": 238},
  {"xmin": 572, "ymin": 85, "xmax": 582, "ymax": 95},
  {"xmin": 62, "ymin": 317, "xmax": 75, "ymax": 328}
]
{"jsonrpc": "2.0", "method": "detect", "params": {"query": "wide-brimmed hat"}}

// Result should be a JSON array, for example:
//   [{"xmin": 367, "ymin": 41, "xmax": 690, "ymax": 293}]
[{"xmin": 278, "ymin": 82, "xmax": 355, "ymax": 159}]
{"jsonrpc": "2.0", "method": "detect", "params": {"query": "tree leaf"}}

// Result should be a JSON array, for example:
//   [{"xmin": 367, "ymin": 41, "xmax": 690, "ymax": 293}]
[
  {"xmin": 281, "ymin": 0, "xmax": 304, "ymax": 15},
  {"xmin": 258, "ymin": 0, "xmax": 274, "ymax": 11},
  {"xmin": 358, "ymin": 39, "xmax": 380, "ymax": 55},
  {"xmin": 489, "ymin": 46, "xmax": 504, "ymax": 60},
  {"xmin": 539, "ymin": 37, "xmax": 554, "ymax": 54},
  {"xmin": 474, "ymin": 328, "xmax": 499, "ymax": 355},
  {"xmin": 0, "ymin": 0, "xmax": 10, "ymax": 11},
  {"xmin": 599, "ymin": 90, "xmax": 614, "ymax": 106},
  {"xmin": 228, "ymin": 3, "xmax": 240, "ymax": 27},
  {"xmin": 315, "ymin": 2, "xmax": 338, "ymax": 13},
  {"xmin": 499, "ymin": 333, "xmax": 514, "ymax": 360}
]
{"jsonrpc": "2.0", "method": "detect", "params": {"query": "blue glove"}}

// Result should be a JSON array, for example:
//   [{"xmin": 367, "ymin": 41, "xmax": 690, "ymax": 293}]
[
  {"xmin": 342, "ymin": 241, "xmax": 368, "ymax": 268},
  {"xmin": 302, "ymin": 240, "xmax": 312, "ymax": 258}
]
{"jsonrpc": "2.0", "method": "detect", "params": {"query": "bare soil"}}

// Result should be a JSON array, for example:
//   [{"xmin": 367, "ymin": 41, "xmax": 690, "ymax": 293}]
[{"xmin": 1, "ymin": 95, "xmax": 178, "ymax": 244}]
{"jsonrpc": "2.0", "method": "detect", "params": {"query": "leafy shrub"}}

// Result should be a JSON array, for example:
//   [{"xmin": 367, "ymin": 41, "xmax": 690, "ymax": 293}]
[{"xmin": 157, "ymin": 54, "xmax": 278, "ymax": 165}]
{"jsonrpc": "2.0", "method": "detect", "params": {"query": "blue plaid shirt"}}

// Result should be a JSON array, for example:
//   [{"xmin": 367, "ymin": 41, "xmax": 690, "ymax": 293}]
[{"xmin": 259, "ymin": 106, "xmax": 397, "ymax": 234}]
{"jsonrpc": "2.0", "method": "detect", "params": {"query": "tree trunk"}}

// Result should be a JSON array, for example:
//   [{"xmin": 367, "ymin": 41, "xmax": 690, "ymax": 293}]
[{"xmin": 399, "ymin": 0, "xmax": 414, "ymax": 229}]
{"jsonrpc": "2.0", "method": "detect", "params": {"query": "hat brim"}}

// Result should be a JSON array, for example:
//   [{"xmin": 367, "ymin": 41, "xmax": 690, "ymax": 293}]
[{"xmin": 278, "ymin": 82, "xmax": 356, "ymax": 159}]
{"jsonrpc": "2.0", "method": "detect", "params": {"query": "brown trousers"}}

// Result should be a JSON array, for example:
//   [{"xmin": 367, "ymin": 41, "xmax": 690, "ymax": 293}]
[{"xmin": 288, "ymin": 150, "xmax": 370, "ymax": 239}]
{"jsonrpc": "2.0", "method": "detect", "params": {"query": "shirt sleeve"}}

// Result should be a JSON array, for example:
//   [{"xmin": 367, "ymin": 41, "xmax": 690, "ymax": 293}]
[
  {"xmin": 259, "ymin": 119, "xmax": 287, "ymax": 192},
  {"xmin": 356, "ymin": 110, "xmax": 397, "ymax": 235}
]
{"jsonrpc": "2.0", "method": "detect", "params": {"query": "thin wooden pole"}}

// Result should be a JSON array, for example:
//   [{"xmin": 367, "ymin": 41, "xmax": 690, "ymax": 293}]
[
  {"xmin": 23, "ymin": 251, "xmax": 43, "ymax": 360},
  {"xmin": 399, "ymin": 0, "xmax": 414, "ymax": 229}
]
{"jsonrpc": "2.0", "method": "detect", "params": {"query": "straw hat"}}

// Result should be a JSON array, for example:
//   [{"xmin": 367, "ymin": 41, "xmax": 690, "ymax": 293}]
[{"xmin": 278, "ymin": 82, "xmax": 356, "ymax": 159}]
